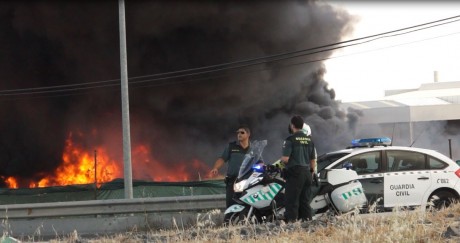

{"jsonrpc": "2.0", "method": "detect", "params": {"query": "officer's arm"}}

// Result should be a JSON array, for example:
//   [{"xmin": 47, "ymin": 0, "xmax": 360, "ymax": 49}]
[
  {"xmin": 211, "ymin": 145, "xmax": 229, "ymax": 176},
  {"xmin": 281, "ymin": 139, "xmax": 292, "ymax": 164},
  {"xmin": 310, "ymin": 159, "xmax": 316, "ymax": 172},
  {"xmin": 211, "ymin": 158, "xmax": 225, "ymax": 175},
  {"xmin": 310, "ymin": 146, "xmax": 317, "ymax": 172}
]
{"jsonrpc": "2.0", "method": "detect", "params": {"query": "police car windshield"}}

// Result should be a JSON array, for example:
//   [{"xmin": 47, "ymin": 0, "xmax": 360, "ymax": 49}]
[
  {"xmin": 317, "ymin": 152, "xmax": 350, "ymax": 172},
  {"xmin": 237, "ymin": 140, "xmax": 267, "ymax": 179}
]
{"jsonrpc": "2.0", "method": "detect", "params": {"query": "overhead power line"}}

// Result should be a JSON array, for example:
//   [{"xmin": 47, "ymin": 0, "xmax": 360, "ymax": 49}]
[
  {"xmin": 9, "ymin": 29, "xmax": 460, "ymax": 102},
  {"xmin": 1, "ymin": 14, "xmax": 460, "ymax": 98},
  {"xmin": 129, "ymin": 30, "xmax": 460, "ymax": 90},
  {"xmin": 127, "ymin": 15, "xmax": 460, "ymax": 81}
]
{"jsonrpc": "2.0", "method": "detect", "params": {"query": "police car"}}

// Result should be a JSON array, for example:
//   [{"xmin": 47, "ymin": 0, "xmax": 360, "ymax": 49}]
[{"xmin": 317, "ymin": 137, "xmax": 460, "ymax": 211}]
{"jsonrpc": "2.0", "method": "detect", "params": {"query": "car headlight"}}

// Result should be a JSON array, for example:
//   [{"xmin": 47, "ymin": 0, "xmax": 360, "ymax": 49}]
[{"xmin": 234, "ymin": 179, "xmax": 248, "ymax": 192}]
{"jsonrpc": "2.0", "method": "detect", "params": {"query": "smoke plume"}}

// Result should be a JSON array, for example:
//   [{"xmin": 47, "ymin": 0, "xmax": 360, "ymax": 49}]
[{"xmin": 0, "ymin": 1, "xmax": 361, "ymax": 185}]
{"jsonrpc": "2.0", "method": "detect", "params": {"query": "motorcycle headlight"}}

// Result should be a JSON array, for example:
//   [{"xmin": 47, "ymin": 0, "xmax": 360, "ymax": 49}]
[
  {"xmin": 233, "ymin": 179, "xmax": 248, "ymax": 192},
  {"xmin": 249, "ymin": 177, "xmax": 262, "ymax": 186}
]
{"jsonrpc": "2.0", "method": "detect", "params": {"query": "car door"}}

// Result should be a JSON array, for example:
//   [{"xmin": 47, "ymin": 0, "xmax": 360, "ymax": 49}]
[
  {"xmin": 331, "ymin": 151, "xmax": 384, "ymax": 208},
  {"xmin": 384, "ymin": 150, "xmax": 431, "ymax": 208}
]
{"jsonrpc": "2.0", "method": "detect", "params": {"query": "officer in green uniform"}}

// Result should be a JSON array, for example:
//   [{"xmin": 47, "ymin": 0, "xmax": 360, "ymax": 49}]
[
  {"xmin": 211, "ymin": 125, "xmax": 251, "ymax": 208},
  {"xmin": 281, "ymin": 115, "xmax": 316, "ymax": 222}
]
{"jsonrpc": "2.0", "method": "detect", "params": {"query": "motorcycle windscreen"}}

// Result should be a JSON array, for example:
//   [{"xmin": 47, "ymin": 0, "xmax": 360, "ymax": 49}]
[
  {"xmin": 237, "ymin": 140, "xmax": 267, "ymax": 179},
  {"xmin": 329, "ymin": 181, "xmax": 367, "ymax": 213}
]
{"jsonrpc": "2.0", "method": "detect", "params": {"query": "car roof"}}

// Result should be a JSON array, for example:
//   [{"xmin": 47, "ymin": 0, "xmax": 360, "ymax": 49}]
[{"xmin": 323, "ymin": 146, "xmax": 455, "ymax": 163}]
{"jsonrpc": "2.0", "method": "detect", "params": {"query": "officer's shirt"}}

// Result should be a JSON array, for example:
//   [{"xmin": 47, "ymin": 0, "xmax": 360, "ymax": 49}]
[
  {"xmin": 282, "ymin": 131, "xmax": 315, "ymax": 169},
  {"xmin": 220, "ymin": 141, "xmax": 250, "ymax": 177}
]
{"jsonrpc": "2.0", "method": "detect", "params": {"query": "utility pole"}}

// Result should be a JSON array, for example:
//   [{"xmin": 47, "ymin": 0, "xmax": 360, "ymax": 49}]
[
  {"xmin": 118, "ymin": 0, "xmax": 133, "ymax": 199},
  {"xmin": 94, "ymin": 150, "xmax": 98, "ymax": 200}
]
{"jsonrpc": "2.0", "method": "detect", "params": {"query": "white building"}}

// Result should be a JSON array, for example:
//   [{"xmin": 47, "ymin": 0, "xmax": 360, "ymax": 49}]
[{"xmin": 340, "ymin": 80, "xmax": 460, "ymax": 159}]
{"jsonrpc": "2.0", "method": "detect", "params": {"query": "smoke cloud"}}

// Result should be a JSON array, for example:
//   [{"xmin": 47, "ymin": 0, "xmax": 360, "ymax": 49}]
[
  {"xmin": 0, "ymin": 1, "xmax": 362, "ymax": 185},
  {"xmin": 355, "ymin": 121, "xmax": 460, "ymax": 161}
]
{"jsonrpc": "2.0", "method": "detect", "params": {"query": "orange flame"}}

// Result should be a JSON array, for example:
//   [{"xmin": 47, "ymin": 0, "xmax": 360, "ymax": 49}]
[
  {"xmin": 3, "ymin": 131, "xmax": 212, "ymax": 188},
  {"xmin": 131, "ymin": 145, "xmax": 210, "ymax": 181},
  {"xmin": 33, "ymin": 133, "xmax": 122, "ymax": 187},
  {"xmin": 4, "ymin": 177, "xmax": 18, "ymax": 189}
]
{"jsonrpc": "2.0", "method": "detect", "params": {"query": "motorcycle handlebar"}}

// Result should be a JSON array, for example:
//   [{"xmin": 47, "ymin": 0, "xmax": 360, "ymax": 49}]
[{"xmin": 264, "ymin": 164, "xmax": 282, "ymax": 173}]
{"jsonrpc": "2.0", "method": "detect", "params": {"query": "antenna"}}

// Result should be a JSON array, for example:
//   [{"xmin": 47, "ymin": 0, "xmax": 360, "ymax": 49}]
[
  {"xmin": 410, "ymin": 128, "xmax": 426, "ymax": 147},
  {"xmin": 391, "ymin": 123, "xmax": 396, "ymax": 146}
]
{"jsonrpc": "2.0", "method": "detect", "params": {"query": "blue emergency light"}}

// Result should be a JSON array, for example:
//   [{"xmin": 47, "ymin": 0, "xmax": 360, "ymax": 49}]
[
  {"xmin": 351, "ymin": 137, "xmax": 392, "ymax": 148},
  {"xmin": 252, "ymin": 164, "xmax": 265, "ymax": 173}
]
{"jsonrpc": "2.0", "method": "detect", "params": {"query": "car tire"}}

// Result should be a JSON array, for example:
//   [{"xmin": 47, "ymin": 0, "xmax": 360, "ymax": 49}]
[{"xmin": 428, "ymin": 190, "xmax": 458, "ymax": 210}]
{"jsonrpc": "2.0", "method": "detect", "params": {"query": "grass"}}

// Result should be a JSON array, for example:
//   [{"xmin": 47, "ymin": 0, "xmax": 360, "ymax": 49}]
[{"xmin": 6, "ymin": 203, "xmax": 460, "ymax": 242}]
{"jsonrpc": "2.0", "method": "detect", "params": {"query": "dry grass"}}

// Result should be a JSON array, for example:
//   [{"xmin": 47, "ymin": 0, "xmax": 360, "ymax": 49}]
[{"xmin": 38, "ymin": 203, "xmax": 460, "ymax": 242}]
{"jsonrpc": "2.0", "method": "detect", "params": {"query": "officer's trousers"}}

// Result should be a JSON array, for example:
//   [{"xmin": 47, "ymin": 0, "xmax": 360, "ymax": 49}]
[
  {"xmin": 225, "ymin": 176, "xmax": 237, "ymax": 208},
  {"xmin": 284, "ymin": 166, "xmax": 313, "ymax": 222}
]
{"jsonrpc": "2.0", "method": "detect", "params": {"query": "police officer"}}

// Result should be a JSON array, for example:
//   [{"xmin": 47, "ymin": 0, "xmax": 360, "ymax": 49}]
[
  {"xmin": 281, "ymin": 116, "xmax": 316, "ymax": 222},
  {"xmin": 211, "ymin": 125, "xmax": 251, "ymax": 209}
]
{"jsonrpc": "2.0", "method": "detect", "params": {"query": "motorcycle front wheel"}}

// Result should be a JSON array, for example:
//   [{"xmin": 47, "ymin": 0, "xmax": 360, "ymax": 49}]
[
  {"xmin": 225, "ymin": 210, "xmax": 262, "ymax": 226},
  {"xmin": 225, "ymin": 212, "xmax": 245, "ymax": 226}
]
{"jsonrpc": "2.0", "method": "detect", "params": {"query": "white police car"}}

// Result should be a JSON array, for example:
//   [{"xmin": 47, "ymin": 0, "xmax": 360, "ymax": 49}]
[{"xmin": 317, "ymin": 137, "xmax": 460, "ymax": 211}]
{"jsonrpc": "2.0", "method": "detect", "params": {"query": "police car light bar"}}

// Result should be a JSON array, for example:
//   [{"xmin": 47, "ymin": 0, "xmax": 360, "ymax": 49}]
[{"xmin": 350, "ymin": 137, "xmax": 392, "ymax": 148}]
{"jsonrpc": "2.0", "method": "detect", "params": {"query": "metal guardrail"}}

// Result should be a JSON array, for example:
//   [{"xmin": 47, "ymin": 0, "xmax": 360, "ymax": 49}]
[
  {"xmin": 0, "ymin": 194, "xmax": 226, "ymax": 219},
  {"xmin": 0, "ymin": 194, "xmax": 226, "ymax": 237},
  {"xmin": 0, "ymin": 193, "xmax": 400, "ymax": 238}
]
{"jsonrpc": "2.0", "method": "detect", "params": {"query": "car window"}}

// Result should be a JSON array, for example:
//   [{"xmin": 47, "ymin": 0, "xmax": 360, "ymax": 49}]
[
  {"xmin": 387, "ymin": 150, "xmax": 426, "ymax": 171},
  {"xmin": 317, "ymin": 152, "xmax": 350, "ymax": 172},
  {"xmin": 428, "ymin": 156, "xmax": 448, "ymax": 170},
  {"xmin": 331, "ymin": 151, "xmax": 382, "ymax": 175}
]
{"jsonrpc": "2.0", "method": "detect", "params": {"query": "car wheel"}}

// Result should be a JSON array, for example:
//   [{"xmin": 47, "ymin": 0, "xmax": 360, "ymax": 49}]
[{"xmin": 428, "ymin": 190, "xmax": 458, "ymax": 210}]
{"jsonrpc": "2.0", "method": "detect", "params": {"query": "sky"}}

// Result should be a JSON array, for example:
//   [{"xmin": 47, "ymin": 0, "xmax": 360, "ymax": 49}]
[{"xmin": 324, "ymin": 1, "xmax": 460, "ymax": 102}]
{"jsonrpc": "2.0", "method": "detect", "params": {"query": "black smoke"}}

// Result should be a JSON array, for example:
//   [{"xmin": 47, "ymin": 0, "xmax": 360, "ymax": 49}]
[{"xmin": 0, "ymin": 1, "xmax": 360, "ymax": 186}]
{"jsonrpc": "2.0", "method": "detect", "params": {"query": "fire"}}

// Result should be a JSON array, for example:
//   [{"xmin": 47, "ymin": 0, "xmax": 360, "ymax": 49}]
[
  {"xmin": 2, "ymin": 131, "xmax": 212, "ymax": 188},
  {"xmin": 4, "ymin": 177, "xmax": 18, "ymax": 189},
  {"xmin": 131, "ymin": 145, "xmax": 210, "ymax": 181},
  {"xmin": 34, "ymin": 134, "xmax": 123, "ymax": 187}
]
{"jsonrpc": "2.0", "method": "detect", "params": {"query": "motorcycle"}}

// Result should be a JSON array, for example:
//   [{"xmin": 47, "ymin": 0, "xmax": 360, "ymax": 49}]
[{"xmin": 224, "ymin": 140, "xmax": 367, "ymax": 225}]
